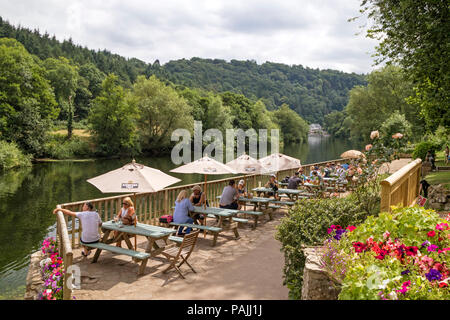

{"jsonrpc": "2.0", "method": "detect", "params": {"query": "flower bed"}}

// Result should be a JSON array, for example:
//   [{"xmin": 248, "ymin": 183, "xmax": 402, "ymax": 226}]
[
  {"xmin": 319, "ymin": 206, "xmax": 450, "ymax": 300},
  {"xmin": 37, "ymin": 237, "xmax": 66, "ymax": 300}
]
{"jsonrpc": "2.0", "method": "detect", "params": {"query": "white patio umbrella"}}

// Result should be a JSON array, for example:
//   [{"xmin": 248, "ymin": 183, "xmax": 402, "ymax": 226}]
[
  {"xmin": 170, "ymin": 155, "xmax": 237, "ymax": 207},
  {"xmin": 340, "ymin": 150, "xmax": 365, "ymax": 159},
  {"xmin": 171, "ymin": 155, "xmax": 237, "ymax": 238},
  {"xmin": 226, "ymin": 153, "xmax": 270, "ymax": 175},
  {"xmin": 87, "ymin": 159, "xmax": 181, "ymax": 249},
  {"xmin": 259, "ymin": 153, "xmax": 302, "ymax": 178}
]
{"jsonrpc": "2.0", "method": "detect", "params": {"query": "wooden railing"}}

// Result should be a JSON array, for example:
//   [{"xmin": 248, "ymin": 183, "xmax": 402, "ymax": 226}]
[
  {"xmin": 380, "ymin": 158, "xmax": 422, "ymax": 213},
  {"xmin": 58, "ymin": 158, "xmax": 347, "ymax": 248},
  {"xmin": 55, "ymin": 205, "xmax": 73, "ymax": 300}
]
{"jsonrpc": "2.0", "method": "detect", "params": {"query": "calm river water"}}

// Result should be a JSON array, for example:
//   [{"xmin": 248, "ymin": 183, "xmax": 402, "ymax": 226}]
[{"xmin": 0, "ymin": 135, "xmax": 357, "ymax": 299}]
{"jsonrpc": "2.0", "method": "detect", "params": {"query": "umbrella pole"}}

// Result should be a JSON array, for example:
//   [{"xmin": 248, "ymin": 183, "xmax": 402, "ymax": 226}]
[
  {"xmin": 133, "ymin": 193, "xmax": 137, "ymax": 251},
  {"xmin": 203, "ymin": 174, "xmax": 207, "ymax": 238}
]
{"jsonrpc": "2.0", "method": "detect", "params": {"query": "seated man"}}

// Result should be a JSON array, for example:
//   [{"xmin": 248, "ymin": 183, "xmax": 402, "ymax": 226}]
[
  {"xmin": 53, "ymin": 202, "xmax": 102, "ymax": 257},
  {"xmin": 287, "ymin": 171, "xmax": 302, "ymax": 190},
  {"xmin": 264, "ymin": 174, "xmax": 281, "ymax": 201},
  {"xmin": 297, "ymin": 167, "xmax": 308, "ymax": 183},
  {"xmin": 219, "ymin": 180, "xmax": 239, "ymax": 210}
]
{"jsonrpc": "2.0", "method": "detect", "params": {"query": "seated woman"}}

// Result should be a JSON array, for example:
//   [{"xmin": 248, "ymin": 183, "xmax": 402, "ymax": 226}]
[
  {"xmin": 264, "ymin": 174, "xmax": 281, "ymax": 201},
  {"xmin": 114, "ymin": 197, "xmax": 136, "ymax": 247},
  {"xmin": 237, "ymin": 180, "xmax": 248, "ymax": 210},
  {"xmin": 53, "ymin": 202, "xmax": 102, "ymax": 257},
  {"xmin": 174, "ymin": 190, "xmax": 195, "ymax": 235},
  {"xmin": 189, "ymin": 185, "xmax": 206, "ymax": 224}
]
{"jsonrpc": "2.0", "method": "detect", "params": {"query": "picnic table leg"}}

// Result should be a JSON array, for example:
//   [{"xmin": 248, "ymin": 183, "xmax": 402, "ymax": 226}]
[
  {"xmin": 138, "ymin": 258, "xmax": 148, "ymax": 276},
  {"xmin": 92, "ymin": 229, "xmax": 111, "ymax": 263},
  {"xmin": 253, "ymin": 216, "xmax": 259, "ymax": 229},
  {"xmin": 122, "ymin": 233, "xmax": 134, "ymax": 250}
]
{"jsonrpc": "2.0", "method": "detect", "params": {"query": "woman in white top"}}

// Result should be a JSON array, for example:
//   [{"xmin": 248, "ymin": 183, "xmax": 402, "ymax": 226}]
[{"xmin": 114, "ymin": 197, "xmax": 136, "ymax": 247}]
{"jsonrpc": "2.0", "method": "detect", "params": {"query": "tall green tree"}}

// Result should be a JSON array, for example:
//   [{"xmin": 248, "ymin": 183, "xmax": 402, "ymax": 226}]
[
  {"xmin": 130, "ymin": 75, "xmax": 193, "ymax": 153},
  {"xmin": 272, "ymin": 104, "xmax": 309, "ymax": 144},
  {"xmin": 345, "ymin": 66, "xmax": 422, "ymax": 144},
  {"xmin": 358, "ymin": 0, "xmax": 450, "ymax": 130},
  {"xmin": 88, "ymin": 74, "xmax": 138, "ymax": 155},
  {"xmin": 43, "ymin": 57, "xmax": 79, "ymax": 138},
  {"xmin": 0, "ymin": 38, "xmax": 58, "ymax": 155}
]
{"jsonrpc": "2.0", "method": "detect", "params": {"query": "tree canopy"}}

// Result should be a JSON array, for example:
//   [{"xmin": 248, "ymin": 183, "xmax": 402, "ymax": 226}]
[{"xmin": 359, "ymin": 0, "xmax": 450, "ymax": 130}]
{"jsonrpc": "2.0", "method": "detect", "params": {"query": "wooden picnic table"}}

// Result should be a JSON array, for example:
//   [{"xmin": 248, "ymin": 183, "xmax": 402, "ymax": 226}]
[
  {"xmin": 97, "ymin": 221, "xmax": 176, "ymax": 258},
  {"xmin": 251, "ymin": 187, "xmax": 306, "ymax": 201}
]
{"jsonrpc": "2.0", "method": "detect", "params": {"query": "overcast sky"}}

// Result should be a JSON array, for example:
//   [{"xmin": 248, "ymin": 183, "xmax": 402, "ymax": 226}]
[{"xmin": 0, "ymin": 0, "xmax": 380, "ymax": 74}]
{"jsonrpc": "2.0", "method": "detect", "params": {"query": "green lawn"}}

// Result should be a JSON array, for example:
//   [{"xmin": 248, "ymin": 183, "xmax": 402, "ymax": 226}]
[{"xmin": 425, "ymin": 170, "xmax": 450, "ymax": 189}]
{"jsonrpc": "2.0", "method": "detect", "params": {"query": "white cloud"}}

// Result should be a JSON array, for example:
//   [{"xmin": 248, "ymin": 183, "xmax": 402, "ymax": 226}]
[{"xmin": 0, "ymin": 0, "xmax": 379, "ymax": 73}]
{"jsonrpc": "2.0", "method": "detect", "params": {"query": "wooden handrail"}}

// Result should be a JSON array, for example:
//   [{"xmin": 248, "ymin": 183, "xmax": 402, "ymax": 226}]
[
  {"xmin": 380, "ymin": 158, "xmax": 422, "ymax": 212},
  {"xmin": 55, "ymin": 205, "xmax": 73, "ymax": 300}
]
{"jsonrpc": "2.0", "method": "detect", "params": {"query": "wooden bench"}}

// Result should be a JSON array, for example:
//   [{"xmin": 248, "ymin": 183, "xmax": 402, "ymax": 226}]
[
  {"xmin": 169, "ymin": 222, "xmax": 222, "ymax": 246},
  {"xmin": 86, "ymin": 242, "xmax": 151, "ymax": 275},
  {"xmin": 232, "ymin": 217, "xmax": 249, "ymax": 224},
  {"xmin": 237, "ymin": 210, "xmax": 263, "ymax": 228},
  {"xmin": 269, "ymin": 200, "xmax": 295, "ymax": 206}
]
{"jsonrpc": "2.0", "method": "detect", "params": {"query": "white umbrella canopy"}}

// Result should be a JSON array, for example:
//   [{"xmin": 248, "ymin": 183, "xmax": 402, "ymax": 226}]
[
  {"xmin": 87, "ymin": 160, "xmax": 181, "ymax": 193},
  {"xmin": 87, "ymin": 159, "xmax": 181, "ymax": 250},
  {"xmin": 170, "ymin": 155, "xmax": 237, "ymax": 214},
  {"xmin": 259, "ymin": 153, "xmax": 302, "ymax": 173},
  {"xmin": 226, "ymin": 153, "xmax": 270, "ymax": 174},
  {"xmin": 170, "ymin": 155, "xmax": 238, "ymax": 175},
  {"xmin": 340, "ymin": 150, "xmax": 365, "ymax": 159}
]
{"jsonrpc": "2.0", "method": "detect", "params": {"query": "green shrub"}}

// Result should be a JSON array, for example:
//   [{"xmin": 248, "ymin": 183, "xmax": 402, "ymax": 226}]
[
  {"xmin": 412, "ymin": 141, "xmax": 441, "ymax": 160},
  {"xmin": 275, "ymin": 188, "xmax": 380, "ymax": 299},
  {"xmin": 43, "ymin": 135, "xmax": 93, "ymax": 159},
  {"xmin": 0, "ymin": 140, "xmax": 32, "ymax": 169}
]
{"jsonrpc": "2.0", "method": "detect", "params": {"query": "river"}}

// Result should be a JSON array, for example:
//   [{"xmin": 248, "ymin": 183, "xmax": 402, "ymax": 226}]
[{"xmin": 0, "ymin": 135, "xmax": 358, "ymax": 299}]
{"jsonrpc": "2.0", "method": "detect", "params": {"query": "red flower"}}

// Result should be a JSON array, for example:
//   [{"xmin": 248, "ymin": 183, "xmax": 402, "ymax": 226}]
[
  {"xmin": 352, "ymin": 242, "xmax": 367, "ymax": 253},
  {"xmin": 439, "ymin": 282, "xmax": 448, "ymax": 288},
  {"xmin": 346, "ymin": 226, "xmax": 356, "ymax": 232},
  {"xmin": 405, "ymin": 246, "xmax": 418, "ymax": 256},
  {"xmin": 427, "ymin": 231, "xmax": 436, "ymax": 237}
]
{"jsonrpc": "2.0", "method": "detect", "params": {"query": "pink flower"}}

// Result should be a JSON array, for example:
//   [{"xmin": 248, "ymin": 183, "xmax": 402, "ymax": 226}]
[
  {"xmin": 392, "ymin": 133, "xmax": 404, "ymax": 139},
  {"xmin": 365, "ymin": 144, "xmax": 373, "ymax": 151},
  {"xmin": 428, "ymin": 231, "xmax": 436, "ymax": 237},
  {"xmin": 436, "ymin": 223, "xmax": 449, "ymax": 231},
  {"xmin": 383, "ymin": 231, "xmax": 390, "ymax": 240}
]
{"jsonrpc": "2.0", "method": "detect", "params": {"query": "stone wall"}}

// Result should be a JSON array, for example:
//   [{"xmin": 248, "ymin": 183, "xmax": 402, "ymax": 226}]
[
  {"xmin": 24, "ymin": 251, "xmax": 44, "ymax": 300},
  {"xmin": 428, "ymin": 184, "xmax": 450, "ymax": 211},
  {"xmin": 301, "ymin": 247, "xmax": 341, "ymax": 300}
]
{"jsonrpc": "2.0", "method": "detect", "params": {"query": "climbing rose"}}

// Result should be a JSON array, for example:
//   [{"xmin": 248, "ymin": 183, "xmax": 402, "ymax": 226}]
[
  {"xmin": 392, "ymin": 133, "xmax": 404, "ymax": 139},
  {"xmin": 365, "ymin": 144, "xmax": 373, "ymax": 151},
  {"xmin": 370, "ymin": 130, "xmax": 379, "ymax": 140}
]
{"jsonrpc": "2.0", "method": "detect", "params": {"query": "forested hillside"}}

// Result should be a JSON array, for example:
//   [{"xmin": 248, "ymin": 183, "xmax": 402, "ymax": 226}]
[
  {"xmin": 151, "ymin": 58, "xmax": 366, "ymax": 123},
  {"xmin": 0, "ymin": 17, "xmax": 366, "ymax": 124}
]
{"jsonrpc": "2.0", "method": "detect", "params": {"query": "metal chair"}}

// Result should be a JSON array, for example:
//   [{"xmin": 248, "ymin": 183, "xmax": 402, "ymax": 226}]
[{"xmin": 161, "ymin": 230, "xmax": 199, "ymax": 279}]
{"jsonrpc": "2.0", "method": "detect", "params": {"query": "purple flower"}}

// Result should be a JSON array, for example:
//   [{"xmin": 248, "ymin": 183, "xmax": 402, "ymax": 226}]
[
  {"xmin": 421, "ymin": 240, "xmax": 431, "ymax": 247},
  {"xmin": 427, "ymin": 244, "xmax": 439, "ymax": 252},
  {"xmin": 425, "ymin": 269, "xmax": 442, "ymax": 282},
  {"xmin": 401, "ymin": 269, "xmax": 410, "ymax": 275}
]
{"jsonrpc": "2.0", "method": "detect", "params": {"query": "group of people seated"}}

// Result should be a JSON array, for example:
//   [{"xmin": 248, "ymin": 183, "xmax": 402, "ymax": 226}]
[
  {"xmin": 172, "ymin": 180, "xmax": 249, "ymax": 235},
  {"xmin": 282, "ymin": 162, "xmax": 362, "ymax": 190}
]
